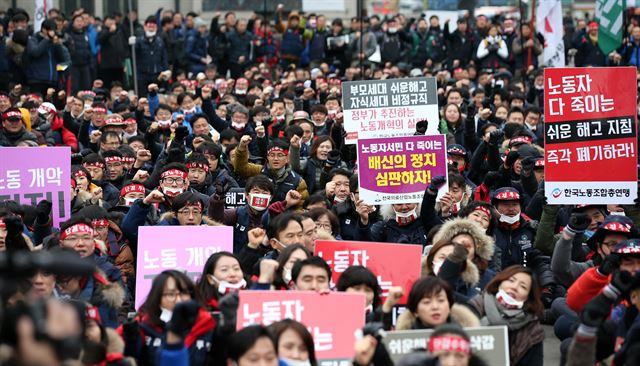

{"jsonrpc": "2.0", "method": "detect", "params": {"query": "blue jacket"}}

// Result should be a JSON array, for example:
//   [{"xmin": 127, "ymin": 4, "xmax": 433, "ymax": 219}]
[
  {"xmin": 281, "ymin": 28, "xmax": 304, "ymax": 58},
  {"xmin": 135, "ymin": 35, "xmax": 168, "ymax": 75},
  {"xmin": 185, "ymin": 32, "xmax": 209, "ymax": 74},
  {"xmin": 25, "ymin": 34, "xmax": 67, "ymax": 84}
]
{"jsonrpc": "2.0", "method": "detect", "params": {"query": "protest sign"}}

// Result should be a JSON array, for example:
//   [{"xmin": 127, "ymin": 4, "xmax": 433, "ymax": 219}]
[
  {"xmin": 342, "ymin": 77, "xmax": 439, "ymax": 144},
  {"xmin": 357, "ymin": 134, "xmax": 448, "ymax": 204},
  {"xmin": 135, "ymin": 226, "xmax": 233, "ymax": 309},
  {"xmin": 0, "ymin": 147, "xmax": 70, "ymax": 227},
  {"xmin": 224, "ymin": 187, "xmax": 246, "ymax": 208},
  {"xmin": 382, "ymin": 326, "xmax": 509, "ymax": 365},
  {"xmin": 544, "ymin": 67, "xmax": 638, "ymax": 204},
  {"xmin": 238, "ymin": 291, "xmax": 365, "ymax": 360},
  {"xmin": 315, "ymin": 240, "xmax": 422, "ymax": 304}
]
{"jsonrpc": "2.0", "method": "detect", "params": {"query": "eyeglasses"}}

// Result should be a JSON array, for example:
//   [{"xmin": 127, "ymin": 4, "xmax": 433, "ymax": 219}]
[
  {"xmin": 163, "ymin": 177, "xmax": 185, "ymax": 185},
  {"xmin": 316, "ymin": 223, "xmax": 332, "ymax": 231},
  {"xmin": 162, "ymin": 291, "xmax": 191, "ymax": 301},
  {"xmin": 63, "ymin": 236, "xmax": 94, "ymax": 244},
  {"xmin": 177, "ymin": 209, "xmax": 202, "ymax": 216}
]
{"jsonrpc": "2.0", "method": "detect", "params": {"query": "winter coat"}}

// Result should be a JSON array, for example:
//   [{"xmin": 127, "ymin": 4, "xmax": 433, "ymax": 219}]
[
  {"xmin": 308, "ymin": 27, "xmax": 329, "ymax": 62},
  {"xmin": 208, "ymin": 193, "xmax": 266, "ymax": 255},
  {"xmin": 98, "ymin": 27, "xmax": 128, "ymax": 69},
  {"xmin": 443, "ymin": 22, "xmax": 474, "ymax": 67},
  {"xmin": 332, "ymin": 199, "xmax": 377, "ymax": 241},
  {"xmin": 50, "ymin": 114, "xmax": 79, "ymax": 151},
  {"xmin": 74, "ymin": 270, "xmax": 125, "ymax": 328},
  {"xmin": 476, "ymin": 35, "xmax": 509, "ymax": 69},
  {"xmin": 103, "ymin": 221, "xmax": 135, "ymax": 289},
  {"xmin": 67, "ymin": 27, "xmax": 92, "ymax": 67},
  {"xmin": 157, "ymin": 211, "xmax": 222, "ymax": 227},
  {"xmin": 135, "ymin": 36, "xmax": 168, "ymax": 76},
  {"xmin": 379, "ymin": 31, "xmax": 408, "ymax": 64},
  {"xmin": 566, "ymin": 266, "xmax": 611, "ymax": 313},
  {"xmin": 226, "ymin": 30, "xmax": 254, "ymax": 63},
  {"xmin": 431, "ymin": 219, "xmax": 497, "ymax": 298},
  {"xmin": 25, "ymin": 33, "xmax": 67, "ymax": 84},
  {"xmin": 512, "ymin": 34, "xmax": 542, "ymax": 69},
  {"xmin": 185, "ymin": 32, "xmax": 209, "ymax": 74},
  {"xmin": 620, "ymin": 39, "xmax": 640, "ymax": 68},
  {"xmin": 468, "ymin": 293, "xmax": 544, "ymax": 366},
  {"xmin": 0, "ymin": 127, "xmax": 38, "ymax": 147},
  {"xmin": 232, "ymin": 147, "xmax": 309, "ymax": 207},
  {"xmin": 396, "ymin": 303, "xmax": 480, "ymax": 330},
  {"xmin": 118, "ymin": 309, "xmax": 215, "ymax": 366},
  {"xmin": 574, "ymin": 34, "xmax": 607, "ymax": 67},
  {"xmin": 367, "ymin": 205, "xmax": 426, "ymax": 246},
  {"xmin": 550, "ymin": 229, "xmax": 594, "ymax": 288}
]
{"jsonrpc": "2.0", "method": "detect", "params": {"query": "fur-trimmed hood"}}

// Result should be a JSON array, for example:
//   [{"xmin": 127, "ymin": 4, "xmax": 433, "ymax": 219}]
[
  {"xmin": 432, "ymin": 218, "xmax": 494, "ymax": 261},
  {"xmin": 434, "ymin": 184, "xmax": 473, "ymax": 213},
  {"xmin": 159, "ymin": 212, "xmax": 223, "ymax": 226},
  {"xmin": 396, "ymin": 303, "xmax": 481, "ymax": 330},
  {"xmin": 379, "ymin": 203, "xmax": 423, "ymax": 222},
  {"xmin": 93, "ymin": 269, "xmax": 125, "ymax": 309}
]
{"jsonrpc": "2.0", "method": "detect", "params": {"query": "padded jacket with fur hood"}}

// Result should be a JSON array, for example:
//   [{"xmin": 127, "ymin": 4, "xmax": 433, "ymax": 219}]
[{"xmin": 430, "ymin": 218, "xmax": 497, "ymax": 299}]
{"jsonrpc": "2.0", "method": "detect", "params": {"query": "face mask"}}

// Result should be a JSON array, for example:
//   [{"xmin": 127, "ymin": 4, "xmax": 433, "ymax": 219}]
[
  {"xmin": 159, "ymin": 307, "xmax": 173, "ymax": 323},
  {"xmin": 496, "ymin": 289, "xmax": 524, "ymax": 309},
  {"xmin": 313, "ymin": 119, "xmax": 326, "ymax": 127},
  {"xmin": 388, "ymin": 27, "xmax": 398, "ymax": 33},
  {"xmin": 123, "ymin": 130, "xmax": 137, "ymax": 139},
  {"xmin": 163, "ymin": 186, "xmax": 184, "ymax": 198},
  {"xmin": 231, "ymin": 120, "xmax": 246, "ymax": 130},
  {"xmin": 145, "ymin": 30, "xmax": 156, "ymax": 38},
  {"xmin": 333, "ymin": 195, "xmax": 346, "ymax": 204},
  {"xmin": 124, "ymin": 197, "xmax": 138, "ymax": 206},
  {"xmin": 283, "ymin": 269, "xmax": 293, "ymax": 285},
  {"xmin": 395, "ymin": 208, "xmax": 418, "ymax": 226},
  {"xmin": 211, "ymin": 276, "xmax": 247, "ymax": 295},
  {"xmin": 275, "ymin": 114, "xmax": 286, "ymax": 122},
  {"xmin": 184, "ymin": 106, "xmax": 196, "ymax": 114},
  {"xmin": 248, "ymin": 193, "xmax": 271, "ymax": 211},
  {"xmin": 281, "ymin": 358, "xmax": 312, "ymax": 366},
  {"xmin": 235, "ymin": 88, "xmax": 247, "ymax": 95},
  {"xmin": 609, "ymin": 211, "xmax": 626, "ymax": 216},
  {"xmin": 158, "ymin": 119, "xmax": 172, "ymax": 129},
  {"xmin": 432, "ymin": 260, "xmax": 444, "ymax": 275},
  {"xmin": 327, "ymin": 109, "xmax": 338, "ymax": 117},
  {"xmin": 499, "ymin": 212, "xmax": 520, "ymax": 225}
]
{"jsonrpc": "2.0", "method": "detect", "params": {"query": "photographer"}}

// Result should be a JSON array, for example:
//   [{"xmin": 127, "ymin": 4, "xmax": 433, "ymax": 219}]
[{"xmin": 25, "ymin": 19, "xmax": 69, "ymax": 97}]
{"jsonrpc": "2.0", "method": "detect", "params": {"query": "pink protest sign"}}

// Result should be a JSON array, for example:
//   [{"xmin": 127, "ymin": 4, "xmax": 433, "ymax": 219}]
[
  {"xmin": 238, "ymin": 291, "xmax": 366, "ymax": 360},
  {"xmin": 135, "ymin": 226, "xmax": 233, "ymax": 309},
  {"xmin": 0, "ymin": 147, "xmax": 71, "ymax": 227},
  {"xmin": 315, "ymin": 240, "xmax": 422, "ymax": 305},
  {"xmin": 357, "ymin": 134, "xmax": 448, "ymax": 204}
]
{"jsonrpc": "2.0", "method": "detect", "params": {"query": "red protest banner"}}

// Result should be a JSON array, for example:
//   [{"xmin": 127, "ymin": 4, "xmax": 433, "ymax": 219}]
[
  {"xmin": 544, "ymin": 67, "xmax": 638, "ymax": 204},
  {"xmin": 315, "ymin": 240, "xmax": 422, "ymax": 304},
  {"xmin": 237, "ymin": 291, "xmax": 366, "ymax": 360}
]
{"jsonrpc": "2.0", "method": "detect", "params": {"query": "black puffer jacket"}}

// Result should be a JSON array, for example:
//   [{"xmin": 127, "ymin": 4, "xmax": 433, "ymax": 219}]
[
  {"xmin": 67, "ymin": 27, "xmax": 92, "ymax": 66},
  {"xmin": 366, "ymin": 205, "xmax": 426, "ymax": 246}
]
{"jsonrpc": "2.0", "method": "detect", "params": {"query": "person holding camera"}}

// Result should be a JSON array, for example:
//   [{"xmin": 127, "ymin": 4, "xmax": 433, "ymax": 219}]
[{"xmin": 25, "ymin": 19, "xmax": 69, "ymax": 97}]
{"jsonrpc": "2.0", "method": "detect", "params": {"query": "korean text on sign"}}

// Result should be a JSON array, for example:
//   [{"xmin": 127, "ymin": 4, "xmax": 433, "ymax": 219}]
[
  {"xmin": 135, "ymin": 226, "xmax": 233, "ymax": 309},
  {"xmin": 0, "ymin": 147, "xmax": 71, "ymax": 227},
  {"xmin": 237, "ymin": 291, "xmax": 365, "ymax": 360}
]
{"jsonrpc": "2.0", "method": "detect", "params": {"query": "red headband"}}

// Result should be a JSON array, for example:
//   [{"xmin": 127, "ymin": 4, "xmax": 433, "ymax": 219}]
[
  {"xmin": 161, "ymin": 169, "xmax": 188, "ymax": 179},
  {"xmin": 183, "ymin": 201, "xmax": 204, "ymax": 211},
  {"xmin": 3, "ymin": 110, "xmax": 22, "ymax": 120},
  {"xmin": 448, "ymin": 147, "xmax": 466, "ymax": 156},
  {"xmin": 73, "ymin": 170, "xmax": 88, "ymax": 178},
  {"xmin": 534, "ymin": 159, "xmax": 544, "ymax": 168},
  {"xmin": 186, "ymin": 162, "xmax": 210, "ymax": 172},
  {"xmin": 60, "ymin": 223, "xmax": 95, "ymax": 240},
  {"xmin": 85, "ymin": 306, "xmax": 102, "ymax": 323},
  {"xmin": 474, "ymin": 206, "xmax": 492, "ymax": 218},
  {"xmin": 0, "ymin": 94, "xmax": 10, "ymax": 100},
  {"xmin": 120, "ymin": 184, "xmax": 145, "ymax": 197},
  {"xmin": 124, "ymin": 117, "xmax": 137, "ymax": 125},
  {"xmin": 91, "ymin": 219, "xmax": 109, "ymax": 228},
  {"xmin": 428, "ymin": 336, "xmax": 471, "ymax": 355},
  {"xmin": 93, "ymin": 106, "xmax": 107, "ymax": 114},
  {"xmin": 509, "ymin": 136, "xmax": 533, "ymax": 146},
  {"xmin": 602, "ymin": 222, "xmax": 632, "ymax": 233},
  {"xmin": 104, "ymin": 156, "xmax": 122, "ymax": 164},
  {"xmin": 122, "ymin": 157, "xmax": 136, "ymax": 164},
  {"xmin": 495, "ymin": 190, "xmax": 520, "ymax": 200},
  {"xmin": 27, "ymin": 94, "xmax": 42, "ymax": 101},
  {"xmin": 79, "ymin": 90, "xmax": 97, "ymax": 98},
  {"xmin": 83, "ymin": 162, "xmax": 105, "ymax": 169},
  {"xmin": 268, "ymin": 146, "xmax": 289, "ymax": 156},
  {"xmin": 0, "ymin": 218, "xmax": 5, "ymax": 229},
  {"xmin": 105, "ymin": 115, "xmax": 124, "ymax": 125}
]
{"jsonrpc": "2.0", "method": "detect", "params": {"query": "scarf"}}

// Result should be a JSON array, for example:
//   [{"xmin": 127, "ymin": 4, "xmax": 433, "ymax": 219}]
[{"xmin": 481, "ymin": 293, "xmax": 535, "ymax": 331}]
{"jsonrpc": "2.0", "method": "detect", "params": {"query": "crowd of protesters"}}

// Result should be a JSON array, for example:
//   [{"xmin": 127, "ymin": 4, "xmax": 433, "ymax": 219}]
[{"xmin": 2, "ymin": 4, "xmax": 640, "ymax": 366}]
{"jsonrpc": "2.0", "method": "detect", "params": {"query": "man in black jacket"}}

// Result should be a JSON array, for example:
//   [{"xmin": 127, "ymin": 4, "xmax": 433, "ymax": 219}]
[
  {"xmin": 134, "ymin": 16, "xmax": 168, "ymax": 96},
  {"xmin": 98, "ymin": 15, "xmax": 127, "ymax": 89},
  {"xmin": 67, "ymin": 13, "xmax": 92, "ymax": 93}
]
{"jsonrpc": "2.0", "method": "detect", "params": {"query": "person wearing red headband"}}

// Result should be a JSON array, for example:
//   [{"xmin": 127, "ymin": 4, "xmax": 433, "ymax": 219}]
[
  {"xmin": 82, "ymin": 153, "xmax": 121, "ymax": 207},
  {"xmin": 0, "ymin": 107, "xmax": 38, "ymax": 147},
  {"xmin": 233, "ymin": 136, "xmax": 308, "ymax": 209}
]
